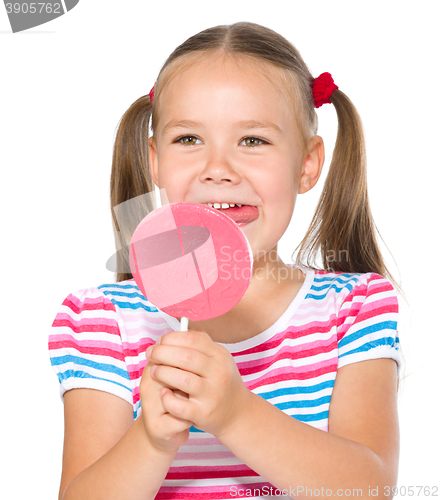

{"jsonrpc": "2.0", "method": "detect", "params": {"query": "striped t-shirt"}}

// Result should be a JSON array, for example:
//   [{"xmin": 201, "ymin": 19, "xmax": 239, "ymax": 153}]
[{"xmin": 49, "ymin": 267, "xmax": 401, "ymax": 499}]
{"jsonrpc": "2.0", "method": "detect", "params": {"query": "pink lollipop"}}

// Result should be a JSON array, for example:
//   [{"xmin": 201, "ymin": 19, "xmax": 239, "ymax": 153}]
[{"xmin": 129, "ymin": 203, "xmax": 253, "ymax": 330}]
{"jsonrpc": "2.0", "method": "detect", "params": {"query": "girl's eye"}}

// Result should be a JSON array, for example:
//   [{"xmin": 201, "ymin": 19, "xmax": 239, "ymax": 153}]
[
  {"xmin": 241, "ymin": 137, "xmax": 267, "ymax": 147},
  {"xmin": 177, "ymin": 136, "xmax": 201, "ymax": 146}
]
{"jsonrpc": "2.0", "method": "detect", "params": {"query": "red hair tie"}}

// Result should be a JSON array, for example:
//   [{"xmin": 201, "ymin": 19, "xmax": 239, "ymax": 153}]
[
  {"xmin": 149, "ymin": 84, "xmax": 155, "ymax": 104},
  {"xmin": 312, "ymin": 72, "xmax": 338, "ymax": 108}
]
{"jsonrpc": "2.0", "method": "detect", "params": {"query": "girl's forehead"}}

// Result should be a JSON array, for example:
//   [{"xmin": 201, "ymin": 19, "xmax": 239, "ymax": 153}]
[
  {"xmin": 164, "ymin": 52, "xmax": 289, "ymax": 93},
  {"xmin": 158, "ymin": 53, "xmax": 296, "ymax": 117}
]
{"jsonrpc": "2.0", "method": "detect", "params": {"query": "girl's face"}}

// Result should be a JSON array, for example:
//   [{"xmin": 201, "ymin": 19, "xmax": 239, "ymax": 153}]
[{"xmin": 149, "ymin": 53, "xmax": 321, "ymax": 262}]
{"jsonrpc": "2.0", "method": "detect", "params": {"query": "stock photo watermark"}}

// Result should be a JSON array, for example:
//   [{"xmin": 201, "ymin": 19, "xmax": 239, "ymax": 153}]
[
  {"xmin": 3, "ymin": 0, "xmax": 79, "ymax": 32},
  {"xmin": 107, "ymin": 189, "xmax": 351, "ymax": 286},
  {"xmin": 218, "ymin": 247, "xmax": 349, "ymax": 282},
  {"xmin": 229, "ymin": 485, "xmax": 439, "ymax": 498}
]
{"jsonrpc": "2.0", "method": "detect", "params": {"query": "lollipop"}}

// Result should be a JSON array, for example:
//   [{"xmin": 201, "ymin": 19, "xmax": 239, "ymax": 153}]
[{"xmin": 129, "ymin": 203, "xmax": 253, "ymax": 330}]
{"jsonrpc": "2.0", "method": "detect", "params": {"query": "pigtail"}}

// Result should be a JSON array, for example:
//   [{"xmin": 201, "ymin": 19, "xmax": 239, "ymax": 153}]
[
  {"xmin": 110, "ymin": 94, "xmax": 156, "ymax": 282},
  {"xmin": 295, "ymin": 89, "xmax": 401, "ymax": 294}
]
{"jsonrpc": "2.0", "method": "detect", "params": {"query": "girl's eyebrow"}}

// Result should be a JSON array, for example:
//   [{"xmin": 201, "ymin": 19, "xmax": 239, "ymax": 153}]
[
  {"xmin": 162, "ymin": 119, "xmax": 203, "ymax": 135},
  {"xmin": 237, "ymin": 120, "xmax": 282, "ymax": 134},
  {"xmin": 162, "ymin": 119, "xmax": 283, "ymax": 135}
]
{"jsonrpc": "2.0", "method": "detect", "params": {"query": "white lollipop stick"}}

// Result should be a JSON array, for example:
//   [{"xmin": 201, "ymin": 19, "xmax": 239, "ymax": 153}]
[{"xmin": 180, "ymin": 316, "xmax": 189, "ymax": 332}]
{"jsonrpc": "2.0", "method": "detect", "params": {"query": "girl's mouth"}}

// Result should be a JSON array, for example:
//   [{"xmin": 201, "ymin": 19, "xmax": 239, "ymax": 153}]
[{"xmin": 208, "ymin": 204, "xmax": 259, "ymax": 225}]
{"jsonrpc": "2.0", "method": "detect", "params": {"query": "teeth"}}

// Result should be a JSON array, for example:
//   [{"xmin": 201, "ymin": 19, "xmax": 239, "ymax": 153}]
[{"xmin": 206, "ymin": 202, "xmax": 241, "ymax": 209}]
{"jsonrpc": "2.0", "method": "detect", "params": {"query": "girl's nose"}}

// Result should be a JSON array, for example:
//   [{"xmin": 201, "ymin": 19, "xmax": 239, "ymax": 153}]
[{"xmin": 199, "ymin": 150, "xmax": 241, "ymax": 185}]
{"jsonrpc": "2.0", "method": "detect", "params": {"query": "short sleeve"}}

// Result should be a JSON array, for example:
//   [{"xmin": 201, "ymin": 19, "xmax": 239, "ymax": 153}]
[
  {"xmin": 337, "ymin": 273, "xmax": 401, "ymax": 376},
  {"xmin": 48, "ymin": 287, "xmax": 133, "ymax": 406}
]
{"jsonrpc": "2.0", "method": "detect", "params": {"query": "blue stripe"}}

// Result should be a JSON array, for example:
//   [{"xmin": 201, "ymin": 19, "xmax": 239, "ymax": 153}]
[
  {"xmin": 339, "ymin": 337, "xmax": 399, "ymax": 359},
  {"xmin": 100, "ymin": 290, "xmax": 147, "ymax": 300},
  {"xmin": 305, "ymin": 278, "xmax": 359, "ymax": 300},
  {"xmin": 313, "ymin": 274, "xmax": 361, "ymax": 283},
  {"xmin": 51, "ymin": 355, "xmax": 131, "ymax": 380},
  {"xmin": 98, "ymin": 284, "xmax": 155, "ymax": 309},
  {"xmin": 291, "ymin": 410, "xmax": 329, "ymax": 423},
  {"xmin": 257, "ymin": 380, "xmax": 334, "ymax": 400},
  {"xmin": 274, "ymin": 395, "xmax": 331, "ymax": 411},
  {"xmin": 110, "ymin": 300, "xmax": 157, "ymax": 312},
  {"xmin": 308, "ymin": 283, "xmax": 352, "ymax": 294},
  {"xmin": 57, "ymin": 369, "xmax": 131, "ymax": 393},
  {"xmin": 98, "ymin": 283, "xmax": 139, "ymax": 290},
  {"xmin": 310, "ymin": 276, "xmax": 360, "ymax": 292},
  {"xmin": 306, "ymin": 289, "xmax": 347, "ymax": 300},
  {"xmin": 189, "ymin": 426, "xmax": 204, "ymax": 433},
  {"xmin": 133, "ymin": 403, "xmax": 141, "ymax": 420},
  {"xmin": 339, "ymin": 321, "xmax": 397, "ymax": 349}
]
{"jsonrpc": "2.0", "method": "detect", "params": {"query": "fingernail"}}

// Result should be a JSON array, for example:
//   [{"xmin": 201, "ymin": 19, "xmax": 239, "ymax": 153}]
[
  {"xmin": 145, "ymin": 346, "xmax": 153, "ymax": 359},
  {"xmin": 156, "ymin": 336, "xmax": 162, "ymax": 345},
  {"xmin": 150, "ymin": 364, "xmax": 157, "ymax": 377}
]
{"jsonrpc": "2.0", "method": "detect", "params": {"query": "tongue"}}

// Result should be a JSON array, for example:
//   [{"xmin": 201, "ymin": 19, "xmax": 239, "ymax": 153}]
[{"xmin": 220, "ymin": 205, "xmax": 259, "ymax": 224}]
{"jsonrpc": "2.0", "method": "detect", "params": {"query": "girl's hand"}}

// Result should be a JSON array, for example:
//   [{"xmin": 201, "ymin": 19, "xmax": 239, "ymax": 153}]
[
  {"xmin": 139, "ymin": 359, "xmax": 193, "ymax": 453},
  {"xmin": 145, "ymin": 330, "xmax": 252, "ymax": 437}
]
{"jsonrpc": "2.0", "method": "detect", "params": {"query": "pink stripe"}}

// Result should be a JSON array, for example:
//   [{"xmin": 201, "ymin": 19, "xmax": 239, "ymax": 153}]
[
  {"xmin": 168, "ymin": 463, "xmax": 252, "ymax": 473},
  {"xmin": 127, "ymin": 359, "xmax": 148, "ymax": 381},
  {"xmin": 52, "ymin": 318, "xmax": 120, "ymax": 336},
  {"xmin": 291, "ymin": 301, "xmax": 336, "ymax": 320},
  {"xmin": 233, "ymin": 319, "xmax": 337, "ymax": 357},
  {"xmin": 122, "ymin": 339, "xmax": 152, "ymax": 357},
  {"xmin": 55, "ymin": 313, "xmax": 117, "ymax": 328},
  {"xmin": 185, "ymin": 437, "xmax": 222, "ymax": 446},
  {"xmin": 125, "ymin": 313, "xmax": 167, "ymax": 324},
  {"xmin": 338, "ymin": 303, "xmax": 397, "ymax": 341},
  {"xmin": 63, "ymin": 293, "xmax": 116, "ymax": 314},
  {"xmin": 133, "ymin": 387, "xmax": 140, "ymax": 404},
  {"xmin": 340, "ymin": 278, "xmax": 394, "ymax": 309},
  {"xmin": 156, "ymin": 482, "xmax": 273, "ymax": 499},
  {"xmin": 236, "ymin": 334, "xmax": 337, "ymax": 370},
  {"xmin": 49, "ymin": 334, "xmax": 121, "ymax": 351},
  {"xmin": 346, "ymin": 303, "xmax": 397, "ymax": 331},
  {"xmin": 246, "ymin": 359, "xmax": 337, "ymax": 391},
  {"xmin": 173, "ymin": 451, "xmax": 235, "ymax": 461},
  {"xmin": 237, "ymin": 339, "xmax": 337, "ymax": 376},
  {"xmin": 123, "ymin": 324, "xmax": 172, "ymax": 337},
  {"xmin": 165, "ymin": 466, "xmax": 259, "ymax": 480},
  {"xmin": 48, "ymin": 339, "xmax": 124, "ymax": 361},
  {"xmin": 66, "ymin": 292, "xmax": 103, "ymax": 308}
]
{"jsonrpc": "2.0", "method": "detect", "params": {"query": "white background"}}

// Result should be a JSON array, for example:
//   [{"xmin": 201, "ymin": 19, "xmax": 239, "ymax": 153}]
[{"xmin": 1, "ymin": 0, "xmax": 439, "ymax": 497}]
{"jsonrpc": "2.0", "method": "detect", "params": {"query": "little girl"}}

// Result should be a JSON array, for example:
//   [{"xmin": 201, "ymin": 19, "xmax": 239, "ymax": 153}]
[{"xmin": 49, "ymin": 22, "xmax": 401, "ymax": 500}]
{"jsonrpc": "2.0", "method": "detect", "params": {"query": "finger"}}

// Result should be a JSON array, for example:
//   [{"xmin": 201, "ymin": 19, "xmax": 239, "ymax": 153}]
[
  {"xmin": 147, "ymin": 344, "xmax": 209, "ymax": 376},
  {"xmin": 160, "ymin": 387, "xmax": 194, "ymax": 422},
  {"xmin": 157, "ymin": 330, "xmax": 216, "ymax": 355},
  {"xmin": 160, "ymin": 407, "xmax": 193, "ymax": 433},
  {"xmin": 151, "ymin": 364, "xmax": 202, "ymax": 396},
  {"xmin": 156, "ymin": 409, "xmax": 193, "ymax": 437},
  {"xmin": 174, "ymin": 390, "xmax": 190, "ymax": 400}
]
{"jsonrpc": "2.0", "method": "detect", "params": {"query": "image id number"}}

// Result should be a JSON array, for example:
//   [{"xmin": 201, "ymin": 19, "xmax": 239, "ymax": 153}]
[
  {"xmin": 385, "ymin": 486, "xmax": 438, "ymax": 497},
  {"xmin": 5, "ymin": 3, "xmax": 62, "ymax": 14}
]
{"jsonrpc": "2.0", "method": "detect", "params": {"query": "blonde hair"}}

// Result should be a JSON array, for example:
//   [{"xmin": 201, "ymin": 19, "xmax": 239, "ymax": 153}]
[{"xmin": 110, "ymin": 22, "xmax": 401, "ymax": 299}]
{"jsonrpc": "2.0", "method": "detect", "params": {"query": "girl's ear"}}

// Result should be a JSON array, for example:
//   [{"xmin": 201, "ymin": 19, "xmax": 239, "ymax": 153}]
[
  {"xmin": 148, "ymin": 136, "xmax": 159, "ymax": 187},
  {"xmin": 298, "ymin": 135, "xmax": 325, "ymax": 194}
]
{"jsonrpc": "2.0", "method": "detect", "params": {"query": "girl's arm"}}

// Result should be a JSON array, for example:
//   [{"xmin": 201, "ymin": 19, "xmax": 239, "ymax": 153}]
[
  {"xmin": 58, "ymin": 389, "xmax": 175, "ymax": 500},
  {"xmin": 217, "ymin": 358, "xmax": 399, "ymax": 500},
  {"xmin": 148, "ymin": 331, "xmax": 399, "ymax": 500}
]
